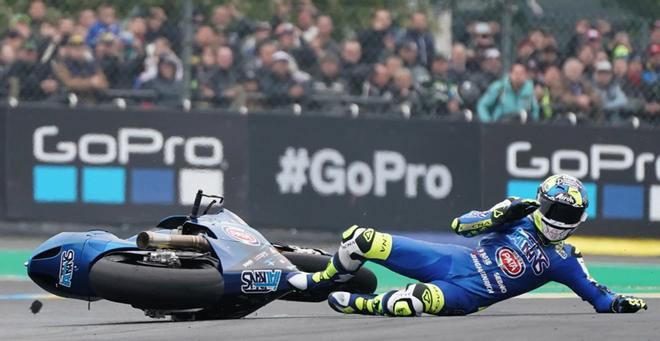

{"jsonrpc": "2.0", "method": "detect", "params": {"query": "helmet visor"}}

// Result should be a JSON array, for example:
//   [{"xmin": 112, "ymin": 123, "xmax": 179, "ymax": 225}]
[
  {"xmin": 538, "ymin": 199, "xmax": 585, "ymax": 225},
  {"xmin": 539, "ymin": 219, "xmax": 575, "ymax": 242}
]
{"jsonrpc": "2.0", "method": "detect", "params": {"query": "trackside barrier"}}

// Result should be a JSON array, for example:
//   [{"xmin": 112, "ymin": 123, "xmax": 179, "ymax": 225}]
[{"xmin": 3, "ymin": 107, "xmax": 659, "ymax": 238}]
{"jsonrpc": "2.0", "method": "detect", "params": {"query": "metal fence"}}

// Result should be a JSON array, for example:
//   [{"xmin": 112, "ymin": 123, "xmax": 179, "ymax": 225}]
[{"xmin": 0, "ymin": 0, "xmax": 657, "ymax": 126}]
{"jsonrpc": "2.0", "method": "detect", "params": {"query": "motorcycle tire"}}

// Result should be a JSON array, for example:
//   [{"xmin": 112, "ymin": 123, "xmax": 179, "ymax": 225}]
[{"xmin": 89, "ymin": 254, "xmax": 223, "ymax": 310}]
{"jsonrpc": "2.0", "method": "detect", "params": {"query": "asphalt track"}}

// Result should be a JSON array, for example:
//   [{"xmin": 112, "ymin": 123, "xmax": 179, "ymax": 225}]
[{"xmin": 0, "ymin": 280, "xmax": 657, "ymax": 341}]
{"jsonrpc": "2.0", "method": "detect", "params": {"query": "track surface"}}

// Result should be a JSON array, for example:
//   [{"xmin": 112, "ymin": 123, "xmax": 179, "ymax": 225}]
[{"xmin": 0, "ymin": 281, "xmax": 656, "ymax": 341}]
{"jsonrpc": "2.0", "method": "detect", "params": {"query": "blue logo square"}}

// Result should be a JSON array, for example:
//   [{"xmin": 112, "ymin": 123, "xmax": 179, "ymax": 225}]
[
  {"xmin": 130, "ymin": 168, "xmax": 174, "ymax": 204},
  {"xmin": 602, "ymin": 184, "xmax": 644, "ymax": 220},
  {"xmin": 82, "ymin": 167, "xmax": 125, "ymax": 204},
  {"xmin": 33, "ymin": 165, "xmax": 77, "ymax": 202}
]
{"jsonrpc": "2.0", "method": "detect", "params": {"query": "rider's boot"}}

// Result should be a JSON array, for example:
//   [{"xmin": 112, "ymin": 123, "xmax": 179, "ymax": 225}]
[
  {"xmin": 328, "ymin": 283, "xmax": 445, "ymax": 317},
  {"xmin": 287, "ymin": 225, "xmax": 392, "ymax": 291}
]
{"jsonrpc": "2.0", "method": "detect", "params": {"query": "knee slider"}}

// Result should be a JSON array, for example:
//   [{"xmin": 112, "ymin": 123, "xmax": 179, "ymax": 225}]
[{"xmin": 383, "ymin": 284, "xmax": 444, "ymax": 317}]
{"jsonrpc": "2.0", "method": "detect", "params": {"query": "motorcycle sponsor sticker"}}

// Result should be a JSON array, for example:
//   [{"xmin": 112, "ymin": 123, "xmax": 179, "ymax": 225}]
[
  {"xmin": 58, "ymin": 249, "xmax": 75, "ymax": 287},
  {"xmin": 496, "ymin": 247, "xmax": 525, "ymax": 278},
  {"xmin": 222, "ymin": 225, "xmax": 260, "ymax": 246},
  {"xmin": 241, "ymin": 269, "xmax": 282, "ymax": 294}
]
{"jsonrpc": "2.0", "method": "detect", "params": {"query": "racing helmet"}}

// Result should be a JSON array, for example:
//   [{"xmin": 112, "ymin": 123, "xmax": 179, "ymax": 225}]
[{"xmin": 535, "ymin": 174, "xmax": 589, "ymax": 242}]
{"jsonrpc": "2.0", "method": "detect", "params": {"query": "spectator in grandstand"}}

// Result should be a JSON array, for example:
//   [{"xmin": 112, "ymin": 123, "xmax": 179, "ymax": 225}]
[
  {"xmin": 210, "ymin": 4, "xmax": 252, "ymax": 45},
  {"xmin": 241, "ymin": 21, "xmax": 271, "ymax": 62},
  {"xmin": 28, "ymin": 1, "xmax": 47, "ymax": 43},
  {"xmin": 423, "ymin": 55, "xmax": 461, "ymax": 116},
  {"xmin": 527, "ymin": 28, "xmax": 546, "ymax": 52},
  {"xmin": 9, "ymin": 14, "xmax": 32, "ymax": 43},
  {"xmin": 592, "ymin": 60, "xmax": 629, "ymax": 121},
  {"xmin": 78, "ymin": 9, "xmax": 96, "ymax": 31},
  {"xmin": 577, "ymin": 45, "xmax": 596, "ymax": 78},
  {"xmin": 140, "ymin": 55, "xmax": 182, "ymax": 107},
  {"xmin": 85, "ymin": 4, "xmax": 120, "ymax": 47},
  {"xmin": 641, "ymin": 44, "xmax": 660, "ymax": 121},
  {"xmin": 94, "ymin": 33, "xmax": 145, "ymax": 89},
  {"xmin": 535, "ymin": 65, "xmax": 564, "ymax": 121},
  {"xmin": 404, "ymin": 12, "xmax": 435, "ymax": 68},
  {"xmin": 566, "ymin": 18, "xmax": 590, "ymax": 57},
  {"xmin": 312, "ymin": 54, "xmax": 345, "ymax": 96},
  {"xmin": 138, "ymin": 37, "xmax": 181, "ymax": 86},
  {"xmin": 311, "ymin": 54, "xmax": 346, "ymax": 113},
  {"xmin": 448, "ymin": 42, "xmax": 469, "ymax": 83},
  {"xmin": 205, "ymin": 46, "xmax": 242, "ymax": 108},
  {"xmin": 470, "ymin": 48, "xmax": 502, "ymax": 94},
  {"xmin": 477, "ymin": 63, "xmax": 539, "ymax": 123},
  {"xmin": 275, "ymin": 22, "xmax": 317, "ymax": 73},
  {"xmin": 195, "ymin": 46, "xmax": 218, "ymax": 99},
  {"xmin": 309, "ymin": 15, "xmax": 340, "ymax": 59},
  {"xmin": 608, "ymin": 32, "xmax": 633, "ymax": 60},
  {"xmin": 358, "ymin": 9, "xmax": 398, "ymax": 64},
  {"xmin": 145, "ymin": 7, "xmax": 179, "ymax": 49},
  {"xmin": 390, "ymin": 68, "xmax": 423, "ymax": 117},
  {"xmin": 362, "ymin": 62, "xmax": 393, "ymax": 97},
  {"xmin": 340, "ymin": 40, "xmax": 370, "ymax": 95},
  {"xmin": 557, "ymin": 58, "xmax": 602, "ymax": 121},
  {"xmin": 467, "ymin": 21, "xmax": 497, "ymax": 58},
  {"xmin": 52, "ymin": 34, "xmax": 108, "ymax": 103},
  {"xmin": 297, "ymin": 7, "xmax": 318, "ymax": 43},
  {"xmin": 397, "ymin": 40, "xmax": 430, "ymax": 85},
  {"xmin": 516, "ymin": 39, "xmax": 540, "ymax": 77},
  {"xmin": 7, "ymin": 40, "xmax": 58, "ymax": 101},
  {"xmin": 259, "ymin": 50, "xmax": 308, "ymax": 108},
  {"xmin": 537, "ymin": 45, "xmax": 560, "ymax": 73}
]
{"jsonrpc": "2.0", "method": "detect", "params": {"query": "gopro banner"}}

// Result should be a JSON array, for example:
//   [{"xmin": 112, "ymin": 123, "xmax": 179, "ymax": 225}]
[
  {"xmin": 481, "ymin": 124, "xmax": 660, "ymax": 237},
  {"xmin": 247, "ymin": 115, "xmax": 482, "ymax": 231},
  {"xmin": 5, "ymin": 107, "xmax": 248, "ymax": 223}
]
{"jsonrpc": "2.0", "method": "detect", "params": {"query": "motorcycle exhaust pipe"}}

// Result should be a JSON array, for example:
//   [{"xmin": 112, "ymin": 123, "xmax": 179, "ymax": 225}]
[{"xmin": 136, "ymin": 231, "xmax": 210, "ymax": 251}]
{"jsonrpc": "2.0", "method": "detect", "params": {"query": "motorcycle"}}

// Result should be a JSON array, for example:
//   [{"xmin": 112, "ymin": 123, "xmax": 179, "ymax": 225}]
[{"xmin": 26, "ymin": 190, "xmax": 377, "ymax": 320}]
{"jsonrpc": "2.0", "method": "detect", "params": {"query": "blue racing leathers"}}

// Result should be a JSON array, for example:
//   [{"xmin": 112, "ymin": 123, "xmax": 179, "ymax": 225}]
[
  {"xmin": 350, "ymin": 200, "xmax": 621, "ymax": 315},
  {"xmin": 433, "ymin": 209, "xmax": 617, "ymax": 314}
]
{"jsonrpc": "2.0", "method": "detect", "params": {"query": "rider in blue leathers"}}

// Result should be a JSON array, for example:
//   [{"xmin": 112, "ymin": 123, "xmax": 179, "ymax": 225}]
[{"xmin": 288, "ymin": 174, "xmax": 648, "ymax": 316}]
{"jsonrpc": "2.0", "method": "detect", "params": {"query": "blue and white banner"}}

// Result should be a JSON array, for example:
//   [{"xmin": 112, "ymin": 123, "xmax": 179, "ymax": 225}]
[
  {"xmin": 5, "ymin": 107, "xmax": 248, "ymax": 223},
  {"xmin": 481, "ymin": 124, "xmax": 660, "ymax": 237}
]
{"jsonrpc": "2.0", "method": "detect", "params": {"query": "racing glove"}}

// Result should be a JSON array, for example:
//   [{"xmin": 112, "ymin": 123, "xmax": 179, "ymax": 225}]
[
  {"xmin": 612, "ymin": 295, "xmax": 648, "ymax": 313},
  {"xmin": 451, "ymin": 197, "xmax": 540, "ymax": 237}
]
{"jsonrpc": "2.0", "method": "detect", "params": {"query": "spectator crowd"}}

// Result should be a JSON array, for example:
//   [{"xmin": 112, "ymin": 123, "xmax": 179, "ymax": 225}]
[{"xmin": 0, "ymin": 0, "xmax": 658, "ymax": 126}]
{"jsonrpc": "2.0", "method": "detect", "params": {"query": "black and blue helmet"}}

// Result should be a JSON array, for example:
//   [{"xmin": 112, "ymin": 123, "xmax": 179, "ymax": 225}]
[{"xmin": 535, "ymin": 174, "xmax": 589, "ymax": 242}]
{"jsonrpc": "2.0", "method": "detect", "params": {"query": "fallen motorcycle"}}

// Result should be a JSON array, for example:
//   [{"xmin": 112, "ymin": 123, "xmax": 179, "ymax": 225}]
[{"xmin": 26, "ymin": 190, "xmax": 376, "ymax": 320}]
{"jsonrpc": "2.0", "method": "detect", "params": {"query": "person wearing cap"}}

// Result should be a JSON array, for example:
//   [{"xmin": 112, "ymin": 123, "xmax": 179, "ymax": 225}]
[
  {"xmin": 477, "ymin": 63, "xmax": 539, "ymax": 123},
  {"xmin": 10, "ymin": 14, "xmax": 32, "ymax": 41},
  {"xmin": 470, "ymin": 47, "xmax": 502, "ymax": 94},
  {"xmin": 52, "ymin": 34, "xmax": 108, "ymax": 103},
  {"xmin": 275, "ymin": 22, "xmax": 316, "ymax": 73},
  {"xmin": 259, "ymin": 50, "xmax": 308, "ymax": 109},
  {"xmin": 592, "ymin": 59, "xmax": 629, "ymax": 121},
  {"xmin": 7, "ymin": 39, "xmax": 58, "ymax": 101}
]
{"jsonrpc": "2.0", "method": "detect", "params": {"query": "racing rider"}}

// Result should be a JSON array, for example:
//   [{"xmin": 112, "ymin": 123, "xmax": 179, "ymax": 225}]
[{"xmin": 288, "ymin": 174, "xmax": 648, "ymax": 316}]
